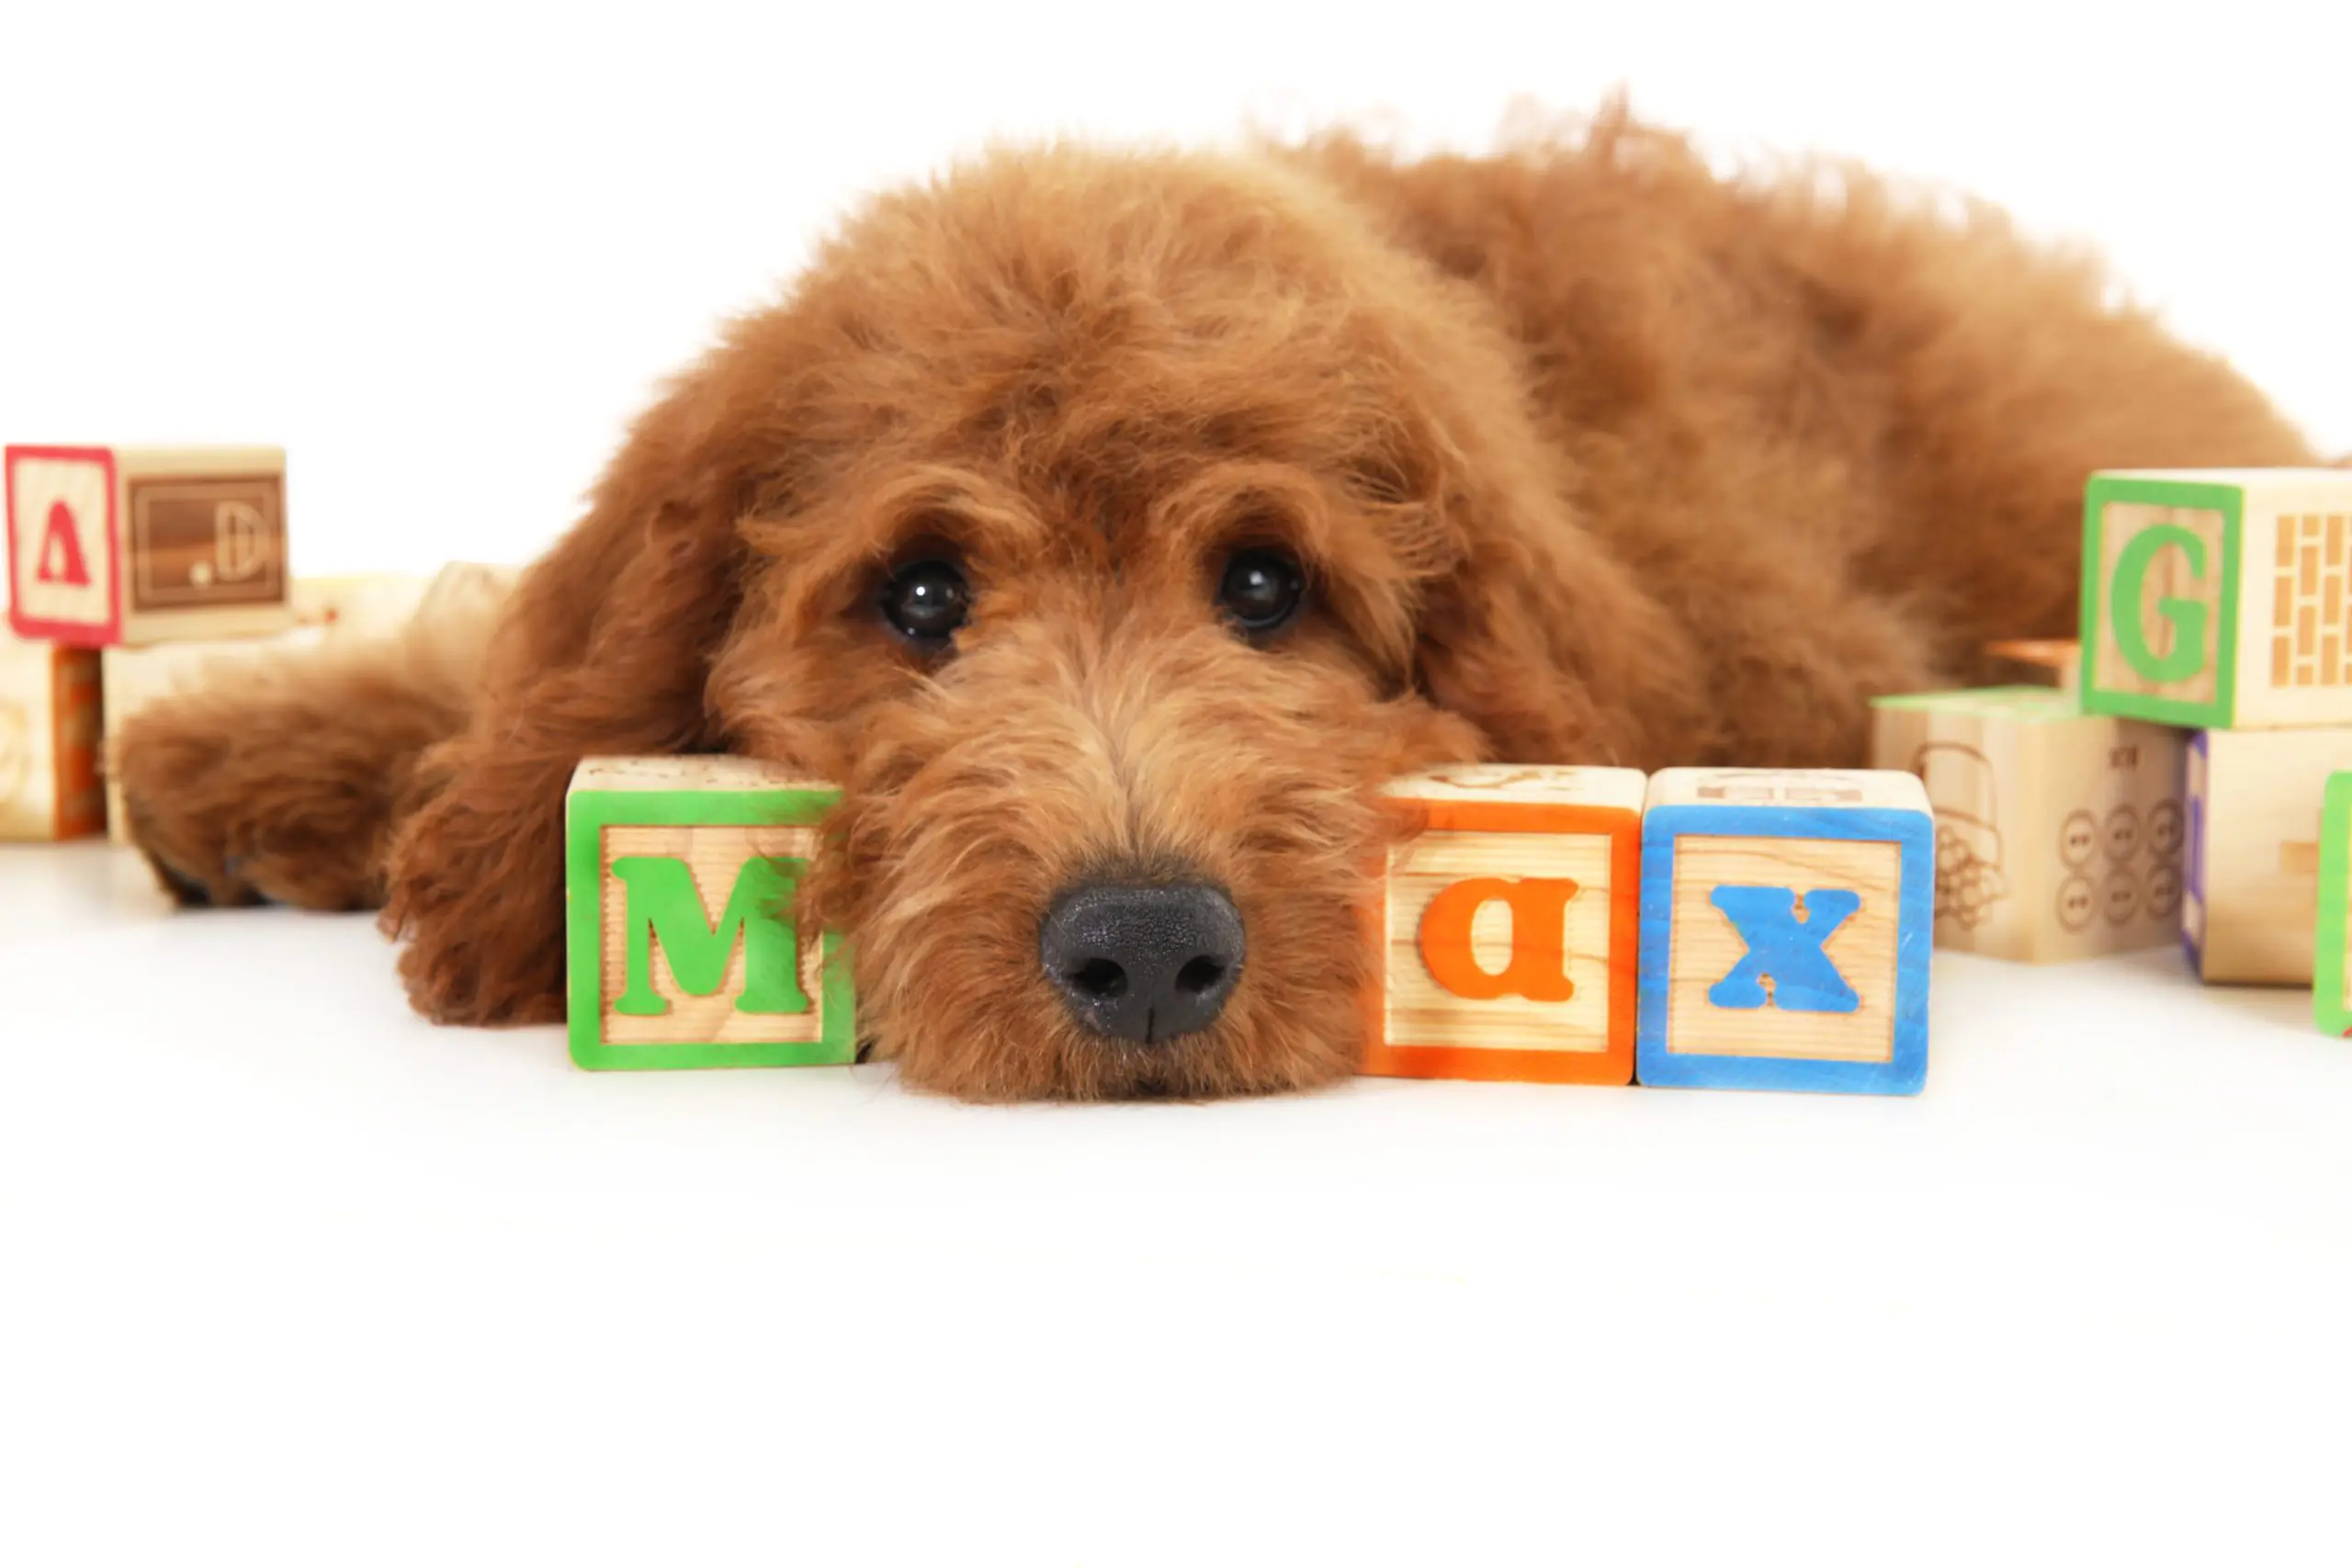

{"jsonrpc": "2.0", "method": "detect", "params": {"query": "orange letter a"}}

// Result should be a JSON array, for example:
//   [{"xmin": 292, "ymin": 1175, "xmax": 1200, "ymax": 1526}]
[
  {"xmin": 1417, "ymin": 876, "xmax": 1580, "ymax": 1002},
  {"xmin": 37, "ymin": 501, "xmax": 92, "ymax": 587}
]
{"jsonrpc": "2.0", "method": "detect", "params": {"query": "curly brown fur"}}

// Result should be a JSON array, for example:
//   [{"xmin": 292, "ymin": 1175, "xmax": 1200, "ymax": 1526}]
[{"xmin": 116, "ymin": 107, "xmax": 2316, "ymax": 1099}]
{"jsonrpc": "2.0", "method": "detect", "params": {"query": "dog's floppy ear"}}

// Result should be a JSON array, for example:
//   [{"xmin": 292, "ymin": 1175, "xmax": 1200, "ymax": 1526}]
[
  {"xmin": 379, "ymin": 354, "xmax": 770, "ymax": 1024},
  {"xmin": 1405, "ymin": 423, "xmax": 1705, "ymax": 770},
  {"xmin": 469, "ymin": 366, "xmax": 759, "ymax": 757}
]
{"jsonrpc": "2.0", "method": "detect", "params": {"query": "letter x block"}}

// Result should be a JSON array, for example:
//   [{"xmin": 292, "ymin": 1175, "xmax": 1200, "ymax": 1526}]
[
  {"xmin": 6, "ymin": 445, "xmax": 295, "ymax": 648},
  {"xmin": 1366, "ymin": 764, "xmax": 1645, "ymax": 1085},
  {"xmin": 2080, "ymin": 468, "xmax": 2352, "ymax": 730},
  {"xmin": 1636, "ymin": 769, "xmax": 1933, "ymax": 1095},
  {"xmin": 565, "ymin": 757, "xmax": 854, "ymax": 1070}
]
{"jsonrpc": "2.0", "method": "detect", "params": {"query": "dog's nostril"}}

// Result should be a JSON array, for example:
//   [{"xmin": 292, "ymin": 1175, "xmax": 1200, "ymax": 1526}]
[
  {"xmin": 1174, "ymin": 955, "xmax": 1225, "ymax": 996},
  {"xmin": 1038, "ymin": 880, "xmax": 1247, "ymax": 1046},
  {"xmin": 1069, "ymin": 958, "xmax": 1129, "ymax": 999}
]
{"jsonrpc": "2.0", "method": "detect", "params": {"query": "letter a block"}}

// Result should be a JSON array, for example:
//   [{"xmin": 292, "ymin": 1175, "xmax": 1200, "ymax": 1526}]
[
  {"xmin": 1636, "ymin": 769, "xmax": 1932, "ymax": 1095},
  {"xmin": 565, "ymin": 757, "xmax": 854, "ymax": 1070},
  {"xmin": 2080, "ymin": 468, "xmax": 2352, "ymax": 730},
  {"xmin": 1366, "ymin": 764, "xmax": 1645, "ymax": 1085},
  {"xmin": 6, "ymin": 445, "xmax": 295, "ymax": 648}
]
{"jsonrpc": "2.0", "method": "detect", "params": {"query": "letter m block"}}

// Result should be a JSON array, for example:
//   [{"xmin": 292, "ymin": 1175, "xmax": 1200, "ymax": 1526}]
[
  {"xmin": 1635, "ymin": 769, "xmax": 1933, "ymax": 1095},
  {"xmin": 1366, "ymin": 765, "xmax": 1647, "ymax": 1086},
  {"xmin": 2080, "ymin": 468, "xmax": 2352, "ymax": 731},
  {"xmin": 565, "ymin": 757, "xmax": 854, "ymax": 1070}
]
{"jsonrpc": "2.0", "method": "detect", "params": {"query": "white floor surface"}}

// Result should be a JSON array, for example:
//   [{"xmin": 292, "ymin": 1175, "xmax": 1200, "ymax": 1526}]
[{"xmin": 5, "ymin": 840, "xmax": 2349, "ymax": 1564}]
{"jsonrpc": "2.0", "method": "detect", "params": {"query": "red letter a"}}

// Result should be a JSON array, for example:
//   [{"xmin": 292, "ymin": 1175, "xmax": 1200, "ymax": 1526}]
[{"xmin": 36, "ymin": 501, "xmax": 92, "ymax": 586}]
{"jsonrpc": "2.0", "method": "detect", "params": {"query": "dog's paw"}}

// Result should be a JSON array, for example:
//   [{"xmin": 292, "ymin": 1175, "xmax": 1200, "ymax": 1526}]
[
  {"xmin": 114, "ymin": 706, "xmax": 268, "ymax": 908},
  {"xmin": 114, "ymin": 702, "xmax": 387, "ymax": 911},
  {"xmin": 381, "ymin": 788, "xmax": 568, "ymax": 1026}
]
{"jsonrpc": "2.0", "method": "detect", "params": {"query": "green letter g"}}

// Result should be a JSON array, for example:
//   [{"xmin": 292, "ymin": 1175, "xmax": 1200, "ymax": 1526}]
[{"xmin": 2110, "ymin": 523, "xmax": 2210, "ymax": 684}]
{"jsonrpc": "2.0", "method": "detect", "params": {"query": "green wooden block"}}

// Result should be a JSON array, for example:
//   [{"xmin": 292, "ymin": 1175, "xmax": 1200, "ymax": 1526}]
[
  {"xmin": 2078, "ymin": 468, "xmax": 2352, "ymax": 730},
  {"xmin": 564, "ymin": 757, "xmax": 854, "ymax": 1071},
  {"xmin": 2317, "ymin": 772, "xmax": 2352, "ymax": 1036}
]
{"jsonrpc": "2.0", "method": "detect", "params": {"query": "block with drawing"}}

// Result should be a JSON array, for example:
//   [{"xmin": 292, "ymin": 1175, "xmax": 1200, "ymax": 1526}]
[
  {"xmin": 1870, "ymin": 687, "xmax": 2187, "ymax": 963},
  {"xmin": 1635, "ymin": 768, "xmax": 1932, "ymax": 1094},
  {"xmin": 2079, "ymin": 468, "xmax": 2352, "ymax": 730},
  {"xmin": 2181, "ymin": 728, "xmax": 2352, "ymax": 986},
  {"xmin": 0, "ymin": 629, "xmax": 104, "ymax": 841},
  {"xmin": 1365, "ymin": 764, "xmax": 1645, "ymax": 1085},
  {"xmin": 2317, "ymin": 773, "xmax": 2352, "ymax": 1035},
  {"xmin": 566, "ymin": 757, "xmax": 854, "ymax": 1070},
  {"xmin": 6, "ymin": 445, "xmax": 294, "ymax": 648}
]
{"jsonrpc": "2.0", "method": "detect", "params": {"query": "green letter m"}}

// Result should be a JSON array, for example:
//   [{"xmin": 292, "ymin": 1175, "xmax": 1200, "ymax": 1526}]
[{"xmin": 609, "ymin": 855, "xmax": 812, "ymax": 1018}]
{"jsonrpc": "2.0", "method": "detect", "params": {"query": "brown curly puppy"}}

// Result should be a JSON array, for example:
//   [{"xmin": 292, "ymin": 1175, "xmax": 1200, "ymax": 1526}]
[{"xmin": 116, "ymin": 111, "xmax": 2314, "ymax": 1100}]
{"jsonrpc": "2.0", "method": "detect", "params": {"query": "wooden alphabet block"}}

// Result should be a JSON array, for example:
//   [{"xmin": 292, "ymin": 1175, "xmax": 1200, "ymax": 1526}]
[
  {"xmin": 291, "ymin": 572, "xmax": 431, "ymax": 638},
  {"xmin": 6, "ymin": 445, "xmax": 294, "ymax": 648},
  {"xmin": 1984, "ymin": 638, "xmax": 2080, "ymax": 691},
  {"xmin": 2182, "ymin": 728, "xmax": 2352, "ymax": 985},
  {"xmin": 565, "ymin": 758, "xmax": 854, "ymax": 1071},
  {"xmin": 1635, "ymin": 769, "xmax": 1932, "ymax": 1095},
  {"xmin": 0, "ymin": 629, "xmax": 104, "ymax": 840},
  {"xmin": 1871, "ymin": 687, "xmax": 2187, "ymax": 962},
  {"xmin": 2316, "ymin": 773, "xmax": 2352, "ymax": 1034},
  {"xmin": 2079, "ymin": 468, "xmax": 2352, "ymax": 729},
  {"xmin": 1364, "ymin": 764, "xmax": 1645, "ymax": 1085}
]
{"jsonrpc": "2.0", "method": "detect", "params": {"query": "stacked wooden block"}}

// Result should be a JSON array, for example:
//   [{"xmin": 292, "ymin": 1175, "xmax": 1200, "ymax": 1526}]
[
  {"xmin": 1870, "ymin": 468, "xmax": 2352, "ymax": 1036},
  {"xmin": 4, "ymin": 445, "xmax": 300, "ymax": 841},
  {"xmin": 570, "ymin": 757, "xmax": 1934, "ymax": 1094},
  {"xmin": 3, "ymin": 444, "xmax": 476, "ymax": 845}
]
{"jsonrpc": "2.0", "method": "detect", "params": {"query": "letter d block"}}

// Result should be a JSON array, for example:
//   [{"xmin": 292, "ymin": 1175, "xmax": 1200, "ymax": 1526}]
[
  {"xmin": 1637, "ymin": 769, "xmax": 1932, "ymax": 1095},
  {"xmin": 1367, "ymin": 765, "xmax": 1646, "ymax": 1085},
  {"xmin": 6, "ymin": 445, "xmax": 294, "ymax": 648},
  {"xmin": 2080, "ymin": 468, "xmax": 2352, "ymax": 730},
  {"xmin": 565, "ymin": 757, "xmax": 854, "ymax": 1071}
]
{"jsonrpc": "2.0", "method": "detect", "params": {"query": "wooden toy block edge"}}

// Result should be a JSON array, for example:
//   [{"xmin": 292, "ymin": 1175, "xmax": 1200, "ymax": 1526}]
[
  {"xmin": 1634, "ymin": 800, "xmax": 1932, "ymax": 1095},
  {"xmin": 1644, "ymin": 766, "xmax": 1931, "ymax": 814},
  {"xmin": 0, "ymin": 641, "xmax": 103, "ymax": 840},
  {"xmin": 563, "ymin": 760, "xmax": 853, "ymax": 1071},
  {"xmin": 2316, "ymin": 773, "xmax": 2352, "ymax": 1035},
  {"xmin": 1362, "ymin": 793, "xmax": 1641, "ymax": 1087},
  {"xmin": 2185, "ymin": 728, "xmax": 2352, "ymax": 986}
]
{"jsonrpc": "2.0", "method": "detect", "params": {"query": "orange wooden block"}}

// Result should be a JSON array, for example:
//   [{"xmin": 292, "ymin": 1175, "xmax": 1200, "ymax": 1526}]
[
  {"xmin": 1, "ymin": 629, "xmax": 104, "ymax": 840},
  {"xmin": 1364, "ymin": 764, "xmax": 1645, "ymax": 1085}
]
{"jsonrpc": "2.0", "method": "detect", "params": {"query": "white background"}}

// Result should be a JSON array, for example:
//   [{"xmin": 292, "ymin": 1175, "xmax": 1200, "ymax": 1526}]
[
  {"xmin": 2, "ymin": 0, "xmax": 2348, "ymax": 584},
  {"xmin": 6, "ymin": 2, "xmax": 2352, "ymax": 1563}
]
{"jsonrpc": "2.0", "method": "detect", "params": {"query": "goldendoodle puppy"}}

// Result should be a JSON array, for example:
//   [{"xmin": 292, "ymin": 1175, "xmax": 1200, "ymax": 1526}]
[{"xmin": 115, "ymin": 110, "xmax": 2315, "ymax": 1100}]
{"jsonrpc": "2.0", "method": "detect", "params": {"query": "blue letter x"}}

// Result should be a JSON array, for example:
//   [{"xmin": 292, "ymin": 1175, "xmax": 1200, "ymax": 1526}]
[{"xmin": 1706, "ymin": 886, "xmax": 1861, "ymax": 1013}]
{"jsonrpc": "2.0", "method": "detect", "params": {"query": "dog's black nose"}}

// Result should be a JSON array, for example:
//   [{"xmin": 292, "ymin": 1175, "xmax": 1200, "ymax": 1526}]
[{"xmin": 1038, "ymin": 883, "xmax": 1246, "ymax": 1046}]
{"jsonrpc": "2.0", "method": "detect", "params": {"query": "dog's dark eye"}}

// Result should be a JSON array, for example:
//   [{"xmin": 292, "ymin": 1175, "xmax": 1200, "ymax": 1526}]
[
  {"xmin": 880, "ymin": 558, "xmax": 970, "ymax": 648},
  {"xmin": 1216, "ymin": 548, "xmax": 1306, "ymax": 636}
]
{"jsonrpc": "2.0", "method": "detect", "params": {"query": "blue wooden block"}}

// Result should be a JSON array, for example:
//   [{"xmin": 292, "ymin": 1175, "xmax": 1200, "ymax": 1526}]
[{"xmin": 1635, "ymin": 769, "xmax": 1934, "ymax": 1095}]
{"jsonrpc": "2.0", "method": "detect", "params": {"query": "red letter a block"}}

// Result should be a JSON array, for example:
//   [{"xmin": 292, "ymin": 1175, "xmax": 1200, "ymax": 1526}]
[
  {"xmin": 6, "ymin": 447, "xmax": 116, "ymax": 642},
  {"xmin": 1365, "ymin": 765, "xmax": 1645, "ymax": 1085}
]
